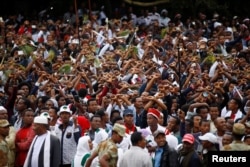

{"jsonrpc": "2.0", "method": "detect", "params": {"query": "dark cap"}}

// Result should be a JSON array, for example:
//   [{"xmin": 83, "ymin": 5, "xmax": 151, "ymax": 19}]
[
  {"xmin": 153, "ymin": 130, "xmax": 165, "ymax": 138},
  {"xmin": 123, "ymin": 109, "xmax": 133, "ymax": 116}
]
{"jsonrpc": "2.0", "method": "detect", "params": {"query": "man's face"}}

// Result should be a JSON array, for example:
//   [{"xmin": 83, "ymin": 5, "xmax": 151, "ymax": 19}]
[
  {"xmin": 0, "ymin": 110, "xmax": 8, "ymax": 120},
  {"xmin": 222, "ymin": 134, "xmax": 233, "ymax": 146},
  {"xmin": 193, "ymin": 116, "xmax": 201, "ymax": 128},
  {"xmin": 20, "ymin": 85, "xmax": 29, "ymax": 97},
  {"xmin": 23, "ymin": 111, "xmax": 34, "ymax": 125},
  {"xmin": 16, "ymin": 99, "xmax": 27, "ymax": 112},
  {"xmin": 123, "ymin": 114, "xmax": 133, "ymax": 125},
  {"xmin": 105, "ymin": 113, "xmax": 110, "ymax": 123},
  {"xmin": 114, "ymin": 132, "xmax": 123, "ymax": 144},
  {"xmin": 48, "ymin": 108, "xmax": 57, "ymax": 120},
  {"xmin": 134, "ymin": 98, "xmax": 143, "ymax": 109},
  {"xmin": 58, "ymin": 97, "xmax": 66, "ymax": 106},
  {"xmin": 182, "ymin": 141, "xmax": 193, "ymax": 153},
  {"xmin": 147, "ymin": 114, "xmax": 157, "ymax": 127},
  {"xmin": 199, "ymin": 108, "xmax": 208, "ymax": 120},
  {"xmin": 154, "ymin": 134, "xmax": 166, "ymax": 147},
  {"xmin": 32, "ymin": 123, "xmax": 43, "ymax": 135},
  {"xmin": 91, "ymin": 117, "xmax": 101, "ymax": 130},
  {"xmin": 185, "ymin": 120, "xmax": 192, "ymax": 133},
  {"xmin": 60, "ymin": 112, "xmax": 71, "ymax": 123},
  {"xmin": 215, "ymin": 117, "xmax": 227, "ymax": 131},
  {"xmin": 167, "ymin": 117, "xmax": 177, "ymax": 132},
  {"xmin": 209, "ymin": 107, "xmax": 219, "ymax": 120},
  {"xmin": 88, "ymin": 100, "xmax": 98, "ymax": 113},
  {"xmin": 141, "ymin": 92, "xmax": 149, "ymax": 103},
  {"xmin": 200, "ymin": 122, "xmax": 210, "ymax": 134},
  {"xmin": 0, "ymin": 126, "xmax": 9, "ymax": 137},
  {"xmin": 201, "ymin": 140, "xmax": 213, "ymax": 149}
]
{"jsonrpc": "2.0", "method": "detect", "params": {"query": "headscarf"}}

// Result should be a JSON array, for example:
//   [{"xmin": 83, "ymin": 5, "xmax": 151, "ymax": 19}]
[
  {"xmin": 75, "ymin": 136, "xmax": 91, "ymax": 156},
  {"xmin": 73, "ymin": 136, "xmax": 92, "ymax": 167}
]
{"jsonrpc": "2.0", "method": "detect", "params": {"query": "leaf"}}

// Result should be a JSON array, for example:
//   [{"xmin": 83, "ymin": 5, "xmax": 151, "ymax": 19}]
[
  {"xmin": 58, "ymin": 64, "xmax": 72, "ymax": 74},
  {"xmin": 45, "ymin": 49, "xmax": 55, "ymax": 63},
  {"xmin": 205, "ymin": 53, "xmax": 216, "ymax": 64},
  {"xmin": 133, "ymin": 46, "xmax": 138, "ymax": 55},
  {"xmin": 19, "ymin": 44, "xmax": 36, "ymax": 57},
  {"xmin": 94, "ymin": 58, "xmax": 101, "ymax": 68},
  {"xmin": 117, "ymin": 30, "xmax": 130, "ymax": 37}
]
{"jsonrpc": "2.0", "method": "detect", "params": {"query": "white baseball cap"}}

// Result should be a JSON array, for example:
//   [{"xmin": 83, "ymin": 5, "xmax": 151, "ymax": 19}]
[
  {"xmin": 58, "ymin": 105, "xmax": 72, "ymax": 115},
  {"xmin": 199, "ymin": 132, "xmax": 218, "ymax": 144}
]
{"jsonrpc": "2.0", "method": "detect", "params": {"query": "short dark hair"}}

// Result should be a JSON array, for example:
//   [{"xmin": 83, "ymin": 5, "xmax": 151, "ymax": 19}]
[
  {"xmin": 170, "ymin": 115, "xmax": 180, "ymax": 125},
  {"xmin": 36, "ymin": 96, "xmax": 50, "ymax": 105},
  {"xmin": 95, "ymin": 108, "xmax": 106, "ymax": 118},
  {"xmin": 131, "ymin": 132, "xmax": 143, "ymax": 146},
  {"xmin": 39, "ymin": 107, "xmax": 49, "ymax": 113},
  {"xmin": 231, "ymin": 98, "xmax": 242, "ymax": 108},
  {"xmin": 111, "ymin": 116, "xmax": 123, "ymax": 126},
  {"xmin": 190, "ymin": 114, "xmax": 202, "ymax": 126},
  {"xmin": 111, "ymin": 109, "xmax": 120, "ymax": 118},
  {"xmin": 17, "ymin": 97, "xmax": 31, "ymax": 108},
  {"xmin": 209, "ymin": 103, "xmax": 221, "ymax": 112},
  {"xmin": 196, "ymin": 105, "xmax": 209, "ymax": 114},
  {"xmin": 18, "ymin": 82, "xmax": 31, "ymax": 92},
  {"xmin": 87, "ymin": 98, "xmax": 97, "ymax": 106},
  {"xmin": 199, "ymin": 119, "xmax": 210, "ymax": 126},
  {"xmin": 50, "ymin": 106, "xmax": 59, "ymax": 113},
  {"xmin": 90, "ymin": 114, "xmax": 101, "ymax": 122},
  {"xmin": 22, "ymin": 108, "xmax": 34, "ymax": 116}
]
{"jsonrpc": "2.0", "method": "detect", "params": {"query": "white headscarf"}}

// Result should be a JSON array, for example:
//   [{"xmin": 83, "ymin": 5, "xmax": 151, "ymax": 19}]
[
  {"xmin": 76, "ymin": 136, "xmax": 91, "ymax": 156},
  {"xmin": 73, "ymin": 136, "xmax": 92, "ymax": 167}
]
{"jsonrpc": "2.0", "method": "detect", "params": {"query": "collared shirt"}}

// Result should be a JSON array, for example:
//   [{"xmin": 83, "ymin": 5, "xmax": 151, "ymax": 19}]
[{"xmin": 154, "ymin": 147, "xmax": 163, "ymax": 167}]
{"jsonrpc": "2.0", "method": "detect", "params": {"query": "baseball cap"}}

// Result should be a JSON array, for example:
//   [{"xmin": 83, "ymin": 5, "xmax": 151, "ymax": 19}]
[
  {"xmin": 0, "ymin": 120, "xmax": 10, "ymax": 127},
  {"xmin": 58, "ymin": 105, "xmax": 72, "ymax": 115},
  {"xmin": 182, "ymin": 134, "xmax": 195, "ymax": 144},
  {"xmin": 153, "ymin": 130, "xmax": 166, "ymax": 138},
  {"xmin": 113, "ymin": 123, "xmax": 126, "ymax": 137},
  {"xmin": 40, "ymin": 112, "xmax": 51, "ymax": 120},
  {"xmin": 199, "ymin": 132, "xmax": 218, "ymax": 144},
  {"xmin": 123, "ymin": 109, "xmax": 133, "ymax": 116}
]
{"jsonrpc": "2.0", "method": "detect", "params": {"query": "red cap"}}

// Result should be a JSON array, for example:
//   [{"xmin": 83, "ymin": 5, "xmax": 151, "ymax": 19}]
[
  {"xmin": 147, "ymin": 108, "xmax": 161, "ymax": 120},
  {"xmin": 182, "ymin": 134, "xmax": 195, "ymax": 144}
]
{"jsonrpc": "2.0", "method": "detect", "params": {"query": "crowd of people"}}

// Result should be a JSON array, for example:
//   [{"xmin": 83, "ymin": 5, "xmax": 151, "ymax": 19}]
[{"xmin": 1, "ymin": 2, "xmax": 250, "ymax": 167}]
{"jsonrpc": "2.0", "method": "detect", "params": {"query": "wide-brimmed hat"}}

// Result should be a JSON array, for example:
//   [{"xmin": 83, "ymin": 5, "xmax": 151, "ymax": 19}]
[{"xmin": 0, "ymin": 120, "xmax": 10, "ymax": 127}]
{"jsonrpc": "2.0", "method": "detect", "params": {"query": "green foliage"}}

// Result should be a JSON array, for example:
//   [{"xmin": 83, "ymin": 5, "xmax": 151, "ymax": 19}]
[{"xmin": 58, "ymin": 64, "xmax": 72, "ymax": 74}]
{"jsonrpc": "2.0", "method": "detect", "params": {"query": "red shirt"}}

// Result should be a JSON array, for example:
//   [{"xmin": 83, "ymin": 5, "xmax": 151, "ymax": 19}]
[{"xmin": 15, "ymin": 126, "xmax": 35, "ymax": 166}]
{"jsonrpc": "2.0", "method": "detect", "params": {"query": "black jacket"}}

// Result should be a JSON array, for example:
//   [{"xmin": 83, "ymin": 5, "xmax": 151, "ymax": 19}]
[{"xmin": 159, "ymin": 142, "xmax": 179, "ymax": 167}]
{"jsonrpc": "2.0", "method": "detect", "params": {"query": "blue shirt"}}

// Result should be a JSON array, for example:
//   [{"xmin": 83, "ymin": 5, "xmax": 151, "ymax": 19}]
[{"xmin": 154, "ymin": 147, "xmax": 163, "ymax": 167}]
